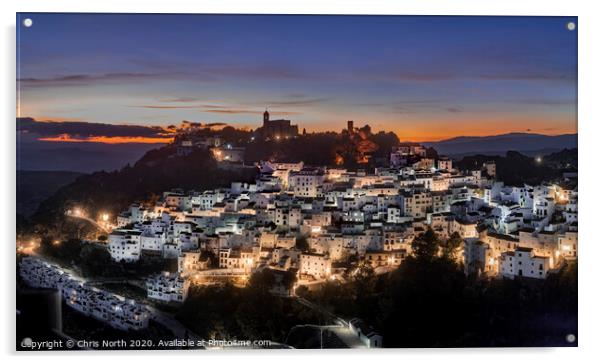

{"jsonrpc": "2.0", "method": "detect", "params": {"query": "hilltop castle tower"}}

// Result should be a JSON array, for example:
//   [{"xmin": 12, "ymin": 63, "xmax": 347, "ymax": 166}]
[{"xmin": 256, "ymin": 109, "xmax": 299, "ymax": 140}]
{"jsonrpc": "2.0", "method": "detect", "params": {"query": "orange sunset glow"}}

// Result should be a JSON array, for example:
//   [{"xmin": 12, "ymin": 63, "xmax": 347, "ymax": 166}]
[{"xmin": 38, "ymin": 134, "xmax": 174, "ymax": 144}]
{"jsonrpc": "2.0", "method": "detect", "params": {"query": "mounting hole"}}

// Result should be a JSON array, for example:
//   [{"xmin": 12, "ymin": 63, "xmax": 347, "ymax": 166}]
[
  {"xmin": 566, "ymin": 22, "xmax": 576, "ymax": 31},
  {"xmin": 566, "ymin": 334, "xmax": 576, "ymax": 343},
  {"xmin": 23, "ymin": 18, "xmax": 33, "ymax": 28}
]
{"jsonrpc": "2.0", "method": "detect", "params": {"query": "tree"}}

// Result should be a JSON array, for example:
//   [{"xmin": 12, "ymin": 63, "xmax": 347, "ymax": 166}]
[
  {"xmin": 79, "ymin": 244, "xmax": 115, "ymax": 277},
  {"xmin": 201, "ymin": 250, "xmax": 219, "ymax": 268},
  {"xmin": 248, "ymin": 269, "xmax": 276, "ymax": 292},
  {"xmin": 295, "ymin": 236, "xmax": 309, "ymax": 252},
  {"xmin": 295, "ymin": 285, "xmax": 309, "ymax": 297},
  {"xmin": 425, "ymin": 146, "xmax": 439, "ymax": 159},
  {"xmin": 441, "ymin": 232, "xmax": 463, "ymax": 261},
  {"xmin": 411, "ymin": 228, "xmax": 440, "ymax": 261}
]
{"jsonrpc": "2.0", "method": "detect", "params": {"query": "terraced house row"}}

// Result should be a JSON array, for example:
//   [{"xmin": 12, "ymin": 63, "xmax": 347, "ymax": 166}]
[{"xmin": 19, "ymin": 257, "xmax": 150, "ymax": 331}]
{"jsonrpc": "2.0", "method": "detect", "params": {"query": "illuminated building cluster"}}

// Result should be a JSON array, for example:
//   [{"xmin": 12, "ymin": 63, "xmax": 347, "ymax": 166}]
[
  {"xmin": 98, "ymin": 143, "xmax": 578, "ymax": 303},
  {"xmin": 19, "ymin": 257, "xmax": 150, "ymax": 330}
]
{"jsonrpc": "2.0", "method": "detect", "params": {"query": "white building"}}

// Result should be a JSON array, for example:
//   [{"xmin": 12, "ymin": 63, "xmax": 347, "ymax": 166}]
[
  {"xmin": 288, "ymin": 168, "xmax": 325, "ymax": 197},
  {"xmin": 108, "ymin": 229, "xmax": 142, "ymax": 262},
  {"xmin": 500, "ymin": 247, "xmax": 551, "ymax": 279},
  {"xmin": 438, "ymin": 157, "xmax": 452, "ymax": 171},
  {"xmin": 299, "ymin": 253, "xmax": 331, "ymax": 279},
  {"xmin": 178, "ymin": 251, "xmax": 209, "ymax": 274},
  {"xmin": 20, "ymin": 257, "xmax": 149, "ymax": 331},
  {"xmin": 146, "ymin": 271, "xmax": 190, "ymax": 303},
  {"xmin": 349, "ymin": 318, "xmax": 383, "ymax": 348}
]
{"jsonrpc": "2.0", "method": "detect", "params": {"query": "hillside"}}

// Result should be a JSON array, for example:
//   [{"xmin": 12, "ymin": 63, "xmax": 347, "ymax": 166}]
[
  {"xmin": 29, "ymin": 145, "xmax": 257, "ymax": 235},
  {"xmin": 17, "ymin": 170, "xmax": 84, "ymax": 217},
  {"xmin": 423, "ymin": 133, "xmax": 577, "ymax": 156},
  {"xmin": 17, "ymin": 141, "xmax": 163, "ymax": 173},
  {"xmin": 455, "ymin": 150, "xmax": 574, "ymax": 186}
]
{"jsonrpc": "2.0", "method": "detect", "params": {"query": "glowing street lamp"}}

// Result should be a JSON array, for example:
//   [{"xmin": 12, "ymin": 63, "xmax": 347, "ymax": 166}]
[{"xmin": 101, "ymin": 213, "xmax": 109, "ymax": 222}]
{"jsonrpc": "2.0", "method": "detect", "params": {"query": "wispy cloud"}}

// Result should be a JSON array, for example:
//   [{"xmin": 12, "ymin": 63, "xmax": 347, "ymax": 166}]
[
  {"xmin": 203, "ymin": 109, "xmax": 261, "ymax": 115},
  {"xmin": 396, "ymin": 72, "xmax": 454, "ymax": 82},
  {"xmin": 389, "ymin": 100, "xmax": 465, "ymax": 115},
  {"xmin": 158, "ymin": 97, "xmax": 205, "ymax": 103},
  {"xmin": 18, "ymin": 72, "xmax": 172, "ymax": 88},
  {"xmin": 130, "ymin": 105, "xmax": 201, "ymax": 109},
  {"xmin": 509, "ymin": 98, "xmax": 575, "ymax": 106},
  {"xmin": 477, "ymin": 71, "xmax": 574, "ymax": 81},
  {"xmin": 445, "ymin": 107, "xmax": 464, "ymax": 113},
  {"xmin": 265, "ymin": 97, "xmax": 330, "ymax": 107},
  {"xmin": 391, "ymin": 105, "xmax": 418, "ymax": 114}
]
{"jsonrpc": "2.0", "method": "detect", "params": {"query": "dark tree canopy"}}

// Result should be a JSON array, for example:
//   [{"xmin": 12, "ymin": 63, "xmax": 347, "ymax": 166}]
[{"xmin": 411, "ymin": 228, "xmax": 440, "ymax": 261}]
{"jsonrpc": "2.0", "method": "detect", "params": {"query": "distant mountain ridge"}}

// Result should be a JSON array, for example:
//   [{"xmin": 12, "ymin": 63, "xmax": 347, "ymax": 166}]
[
  {"xmin": 17, "ymin": 170, "xmax": 84, "ymax": 217},
  {"xmin": 422, "ymin": 132, "xmax": 577, "ymax": 156}
]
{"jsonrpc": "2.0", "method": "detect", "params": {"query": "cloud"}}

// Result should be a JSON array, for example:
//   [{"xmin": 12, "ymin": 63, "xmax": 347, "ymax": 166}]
[
  {"xmin": 510, "ymin": 98, "xmax": 575, "ymax": 106},
  {"xmin": 265, "ymin": 97, "xmax": 330, "ymax": 107},
  {"xmin": 18, "ymin": 72, "xmax": 171, "ymax": 88},
  {"xmin": 18, "ymin": 69, "xmax": 227, "ymax": 88},
  {"xmin": 477, "ymin": 71, "xmax": 574, "ymax": 81},
  {"xmin": 128, "ymin": 100, "xmax": 302, "ymax": 116},
  {"xmin": 391, "ymin": 105, "xmax": 418, "ymax": 114},
  {"xmin": 18, "ymin": 73, "xmax": 157, "ymax": 87},
  {"xmin": 130, "ymin": 105, "xmax": 201, "ymax": 109},
  {"xmin": 396, "ymin": 72, "xmax": 455, "ymax": 82},
  {"xmin": 131, "ymin": 57, "xmax": 307, "ymax": 80},
  {"xmin": 395, "ymin": 99, "xmax": 443, "ymax": 105},
  {"xmin": 203, "ymin": 109, "xmax": 261, "ymax": 115},
  {"xmin": 17, "ymin": 117, "xmax": 172, "ymax": 138},
  {"xmin": 212, "ymin": 65, "xmax": 306, "ymax": 80},
  {"xmin": 159, "ymin": 97, "xmax": 204, "ymax": 103},
  {"xmin": 445, "ymin": 107, "xmax": 463, "ymax": 113},
  {"xmin": 38, "ymin": 134, "xmax": 173, "ymax": 144},
  {"xmin": 389, "ymin": 100, "xmax": 465, "ymax": 115}
]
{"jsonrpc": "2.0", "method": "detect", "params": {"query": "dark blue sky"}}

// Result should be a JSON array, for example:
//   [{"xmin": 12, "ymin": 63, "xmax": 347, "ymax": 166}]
[{"xmin": 17, "ymin": 14, "xmax": 577, "ymax": 141}]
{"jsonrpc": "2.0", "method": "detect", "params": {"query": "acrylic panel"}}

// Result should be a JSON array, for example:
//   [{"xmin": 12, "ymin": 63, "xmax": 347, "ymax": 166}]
[{"xmin": 16, "ymin": 13, "xmax": 578, "ymax": 350}]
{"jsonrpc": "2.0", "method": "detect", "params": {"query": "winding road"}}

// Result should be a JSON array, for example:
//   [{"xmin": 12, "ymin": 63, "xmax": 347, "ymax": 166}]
[{"xmin": 65, "ymin": 211, "xmax": 110, "ymax": 234}]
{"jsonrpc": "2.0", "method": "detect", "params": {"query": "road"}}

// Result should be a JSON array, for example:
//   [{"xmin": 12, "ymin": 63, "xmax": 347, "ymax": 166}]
[
  {"xmin": 146, "ymin": 306, "xmax": 204, "ymax": 345},
  {"xmin": 29, "ymin": 255, "xmax": 204, "ymax": 345},
  {"xmin": 295, "ymin": 295, "xmax": 344, "ymax": 324},
  {"xmin": 292, "ymin": 295, "xmax": 366, "ymax": 348},
  {"xmin": 65, "ymin": 212, "xmax": 110, "ymax": 233},
  {"xmin": 285, "ymin": 322, "xmax": 365, "ymax": 349}
]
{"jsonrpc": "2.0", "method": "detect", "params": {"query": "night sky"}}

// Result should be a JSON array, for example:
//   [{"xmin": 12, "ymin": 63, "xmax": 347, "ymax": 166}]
[{"xmin": 17, "ymin": 14, "xmax": 577, "ymax": 142}]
